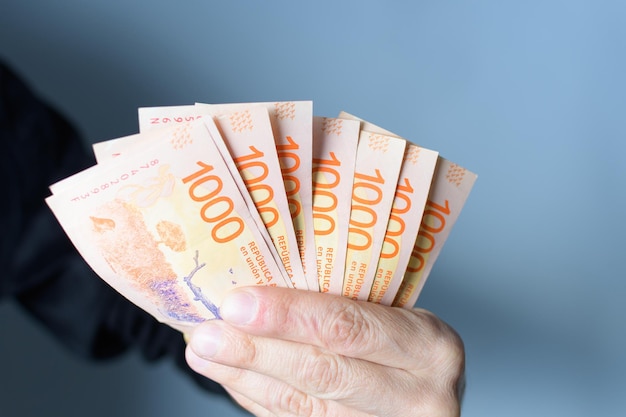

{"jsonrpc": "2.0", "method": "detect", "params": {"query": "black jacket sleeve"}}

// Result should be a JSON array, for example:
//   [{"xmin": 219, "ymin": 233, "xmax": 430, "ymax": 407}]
[{"xmin": 0, "ymin": 61, "xmax": 226, "ymax": 396}]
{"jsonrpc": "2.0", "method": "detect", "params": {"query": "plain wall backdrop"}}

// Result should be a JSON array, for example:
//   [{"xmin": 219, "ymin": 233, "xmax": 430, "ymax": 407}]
[{"xmin": 1, "ymin": 1, "xmax": 624, "ymax": 416}]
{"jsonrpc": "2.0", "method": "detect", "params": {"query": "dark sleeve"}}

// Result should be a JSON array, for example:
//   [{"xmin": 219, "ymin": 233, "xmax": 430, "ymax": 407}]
[{"xmin": 0, "ymin": 61, "xmax": 226, "ymax": 396}]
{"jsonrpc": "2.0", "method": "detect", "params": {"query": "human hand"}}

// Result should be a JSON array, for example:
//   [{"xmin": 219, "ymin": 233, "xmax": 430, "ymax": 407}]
[{"xmin": 185, "ymin": 286, "xmax": 465, "ymax": 417}]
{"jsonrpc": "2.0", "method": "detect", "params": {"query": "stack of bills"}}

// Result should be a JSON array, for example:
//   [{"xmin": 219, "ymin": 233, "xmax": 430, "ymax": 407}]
[{"xmin": 46, "ymin": 102, "xmax": 476, "ymax": 334}]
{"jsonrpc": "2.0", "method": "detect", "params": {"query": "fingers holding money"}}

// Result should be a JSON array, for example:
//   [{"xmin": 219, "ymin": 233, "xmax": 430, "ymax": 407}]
[
  {"xmin": 188, "ymin": 357, "xmax": 364, "ymax": 417},
  {"xmin": 215, "ymin": 286, "xmax": 463, "ymax": 371},
  {"xmin": 186, "ymin": 287, "xmax": 465, "ymax": 416},
  {"xmin": 186, "ymin": 320, "xmax": 397, "ymax": 416}
]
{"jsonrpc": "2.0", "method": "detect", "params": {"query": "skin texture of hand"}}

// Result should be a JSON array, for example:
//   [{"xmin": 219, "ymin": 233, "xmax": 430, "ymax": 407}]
[{"xmin": 185, "ymin": 286, "xmax": 465, "ymax": 417}]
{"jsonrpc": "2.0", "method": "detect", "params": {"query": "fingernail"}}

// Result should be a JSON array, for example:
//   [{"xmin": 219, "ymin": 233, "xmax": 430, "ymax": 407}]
[
  {"xmin": 221, "ymin": 290, "xmax": 257, "ymax": 325},
  {"xmin": 191, "ymin": 324, "xmax": 222, "ymax": 358}
]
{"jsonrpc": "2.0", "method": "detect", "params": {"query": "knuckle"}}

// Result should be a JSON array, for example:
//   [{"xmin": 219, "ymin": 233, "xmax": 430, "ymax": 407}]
[
  {"xmin": 433, "ymin": 321, "xmax": 465, "ymax": 377},
  {"xmin": 300, "ymin": 350, "xmax": 345, "ymax": 396},
  {"xmin": 232, "ymin": 333, "xmax": 259, "ymax": 368},
  {"xmin": 323, "ymin": 300, "xmax": 370, "ymax": 353},
  {"xmin": 413, "ymin": 310, "xmax": 465, "ymax": 370},
  {"xmin": 438, "ymin": 333, "xmax": 466, "ymax": 403},
  {"xmin": 410, "ymin": 309, "xmax": 466, "ymax": 405},
  {"xmin": 272, "ymin": 385, "xmax": 318, "ymax": 417}
]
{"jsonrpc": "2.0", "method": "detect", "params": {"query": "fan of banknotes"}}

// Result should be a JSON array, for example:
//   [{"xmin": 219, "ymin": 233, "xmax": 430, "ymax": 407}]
[{"xmin": 46, "ymin": 101, "xmax": 476, "ymax": 334}]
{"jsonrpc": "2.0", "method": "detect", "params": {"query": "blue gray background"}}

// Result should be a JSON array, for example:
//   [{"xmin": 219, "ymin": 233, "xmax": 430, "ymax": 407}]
[{"xmin": 1, "ymin": 1, "xmax": 624, "ymax": 416}]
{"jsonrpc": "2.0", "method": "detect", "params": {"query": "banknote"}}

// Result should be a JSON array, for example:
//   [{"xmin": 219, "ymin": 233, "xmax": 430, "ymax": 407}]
[
  {"xmin": 137, "ymin": 106, "xmax": 206, "ymax": 132},
  {"xmin": 341, "ymin": 131, "xmax": 406, "ymax": 301},
  {"xmin": 311, "ymin": 116, "xmax": 360, "ymax": 294},
  {"xmin": 197, "ymin": 102, "xmax": 317, "ymax": 291},
  {"xmin": 368, "ymin": 143, "xmax": 439, "ymax": 305},
  {"xmin": 138, "ymin": 105, "xmax": 307, "ymax": 289},
  {"xmin": 54, "ymin": 129, "xmax": 175, "ymax": 195},
  {"xmin": 394, "ymin": 157, "xmax": 477, "ymax": 308},
  {"xmin": 47, "ymin": 120, "xmax": 289, "ymax": 334},
  {"xmin": 338, "ymin": 112, "xmax": 476, "ymax": 308},
  {"xmin": 199, "ymin": 104, "xmax": 307, "ymax": 289},
  {"xmin": 92, "ymin": 134, "xmax": 138, "ymax": 163},
  {"xmin": 92, "ymin": 129, "xmax": 177, "ymax": 164},
  {"xmin": 91, "ymin": 116, "xmax": 265, "ymax": 245},
  {"xmin": 136, "ymin": 105, "xmax": 284, "ymax": 280}
]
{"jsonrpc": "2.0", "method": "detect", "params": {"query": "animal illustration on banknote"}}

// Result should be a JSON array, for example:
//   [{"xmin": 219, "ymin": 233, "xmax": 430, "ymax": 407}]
[
  {"xmin": 88, "ymin": 166, "xmax": 222, "ymax": 323},
  {"xmin": 88, "ymin": 199, "xmax": 204, "ymax": 322}
]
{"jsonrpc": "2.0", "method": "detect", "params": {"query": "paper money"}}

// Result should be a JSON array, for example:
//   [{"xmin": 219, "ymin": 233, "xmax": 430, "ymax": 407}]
[
  {"xmin": 311, "ymin": 116, "xmax": 360, "ymax": 294},
  {"xmin": 91, "ymin": 116, "xmax": 274, "ymax": 273},
  {"xmin": 92, "ymin": 134, "xmax": 139, "ymax": 163},
  {"xmin": 368, "ymin": 143, "xmax": 439, "ymax": 305},
  {"xmin": 393, "ymin": 158, "xmax": 477, "ymax": 308},
  {"xmin": 341, "ymin": 131, "xmax": 406, "ymax": 301},
  {"xmin": 137, "ymin": 107, "xmax": 278, "ymax": 253},
  {"xmin": 47, "ymin": 121, "xmax": 288, "ymax": 334},
  {"xmin": 201, "ymin": 104, "xmax": 308, "ymax": 290},
  {"xmin": 138, "ymin": 104, "xmax": 308, "ymax": 290},
  {"xmin": 137, "ymin": 106, "xmax": 206, "ymax": 132},
  {"xmin": 54, "ymin": 129, "xmax": 177, "ymax": 195},
  {"xmin": 338, "ymin": 111, "xmax": 477, "ymax": 308},
  {"xmin": 264, "ymin": 101, "xmax": 317, "ymax": 291},
  {"xmin": 91, "ymin": 128, "xmax": 180, "ymax": 164},
  {"xmin": 49, "ymin": 100, "xmax": 476, "ymax": 334},
  {"xmin": 137, "ymin": 105, "xmax": 288, "ymax": 283},
  {"xmin": 197, "ymin": 102, "xmax": 318, "ymax": 291}
]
